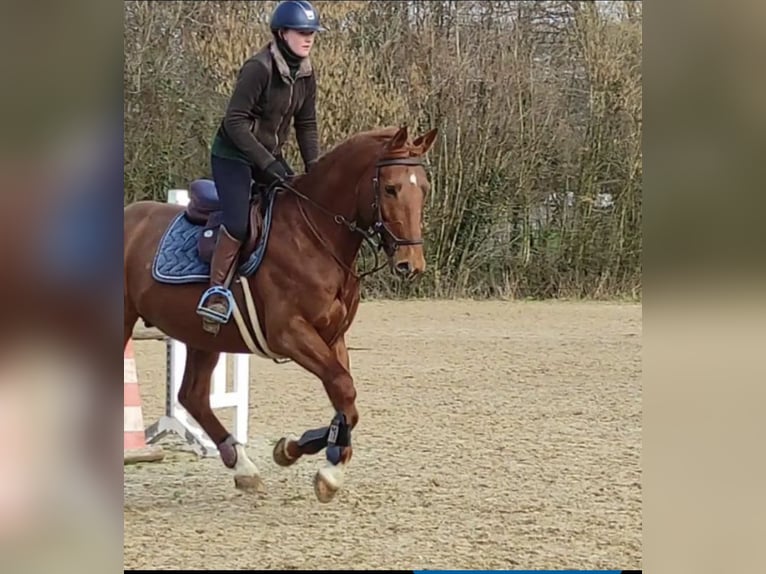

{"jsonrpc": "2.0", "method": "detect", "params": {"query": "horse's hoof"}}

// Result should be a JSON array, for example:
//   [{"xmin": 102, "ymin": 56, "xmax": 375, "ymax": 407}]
[
  {"xmin": 313, "ymin": 465, "xmax": 343, "ymax": 503},
  {"xmin": 234, "ymin": 474, "xmax": 267, "ymax": 494},
  {"xmin": 273, "ymin": 436, "xmax": 298, "ymax": 467}
]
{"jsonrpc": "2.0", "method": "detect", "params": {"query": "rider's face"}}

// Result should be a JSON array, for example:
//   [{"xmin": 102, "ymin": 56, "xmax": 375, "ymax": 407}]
[{"xmin": 281, "ymin": 29, "xmax": 316, "ymax": 58}]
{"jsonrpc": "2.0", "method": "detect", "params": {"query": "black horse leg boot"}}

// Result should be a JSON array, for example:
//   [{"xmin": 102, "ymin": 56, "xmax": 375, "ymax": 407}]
[{"xmin": 196, "ymin": 225, "xmax": 243, "ymax": 334}]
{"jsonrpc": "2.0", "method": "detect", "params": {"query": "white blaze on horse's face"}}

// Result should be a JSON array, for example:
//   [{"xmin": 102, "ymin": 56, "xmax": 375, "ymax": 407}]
[{"xmin": 409, "ymin": 173, "xmax": 418, "ymax": 186}]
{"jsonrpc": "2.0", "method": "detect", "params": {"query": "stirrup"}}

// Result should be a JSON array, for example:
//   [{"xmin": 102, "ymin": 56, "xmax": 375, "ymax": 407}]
[{"xmin": 196, "ymin": 286, "xmax": 234, "ymax": 324}]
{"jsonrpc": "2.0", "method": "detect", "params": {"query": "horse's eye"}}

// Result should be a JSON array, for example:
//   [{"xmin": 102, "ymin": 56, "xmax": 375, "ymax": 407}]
[{"xmin": 384, "ymin": 185, "xmax": 397, "ymax": 196}]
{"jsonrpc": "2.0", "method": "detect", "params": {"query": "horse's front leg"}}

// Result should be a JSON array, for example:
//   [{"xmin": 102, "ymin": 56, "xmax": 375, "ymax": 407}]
[
  {"xmin": 273, "ymin": 336, "xmax": 351, "ymax": 463},
  {"xmin": 271, "ymin": 329, "xmax": 357, "ymax": 502}
]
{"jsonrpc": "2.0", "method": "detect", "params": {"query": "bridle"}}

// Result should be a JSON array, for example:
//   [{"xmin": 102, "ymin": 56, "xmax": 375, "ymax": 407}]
[
  {"xmin": 276, "ymin": 154, "xmax": 427, "ymax": 279},
  {"xmin": 370, "ymin": 156, "xmax": 425, "ymax": 257}
]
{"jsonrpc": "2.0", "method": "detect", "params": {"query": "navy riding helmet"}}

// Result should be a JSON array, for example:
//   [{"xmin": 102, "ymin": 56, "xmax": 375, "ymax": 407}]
[{"xmin": 270, "ymin": 0, "xmax": 326, "ymax": 33}]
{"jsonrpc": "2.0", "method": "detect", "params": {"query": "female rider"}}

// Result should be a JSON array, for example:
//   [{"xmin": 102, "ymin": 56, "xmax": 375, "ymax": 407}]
[{"xmin": 197, "ymin": 0, "xmax": 325, "ymax": 330}]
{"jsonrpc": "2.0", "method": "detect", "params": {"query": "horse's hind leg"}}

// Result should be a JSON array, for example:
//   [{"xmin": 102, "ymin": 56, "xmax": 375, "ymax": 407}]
[
  {"xmin": 177, "ymin": 346, "xmax": 265, "ymax": 494},
  {"xmin": 124, "ymin": 296, "xmax": 139, "ymax": 350}
]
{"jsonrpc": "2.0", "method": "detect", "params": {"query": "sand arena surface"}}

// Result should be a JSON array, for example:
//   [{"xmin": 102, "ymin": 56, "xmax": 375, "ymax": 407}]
[{"xmin": 124, "ymin": 299, "xmax": 642, "ymax": 570}]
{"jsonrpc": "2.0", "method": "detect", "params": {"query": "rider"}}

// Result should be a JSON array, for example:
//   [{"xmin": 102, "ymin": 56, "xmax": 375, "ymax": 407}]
[{"xmin": 197, "ymin": 0, "xmax": 325, "ymax": 329}]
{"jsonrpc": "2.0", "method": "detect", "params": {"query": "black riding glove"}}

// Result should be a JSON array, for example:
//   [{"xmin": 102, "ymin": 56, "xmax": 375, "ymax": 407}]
[{"xmin": 265, "ymin": 159, "xmax": 289, "ymax": 184}]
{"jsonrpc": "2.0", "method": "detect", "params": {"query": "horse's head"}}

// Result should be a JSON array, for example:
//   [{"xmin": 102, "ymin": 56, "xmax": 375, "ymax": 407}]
[{"xmin": 365, "ymin": 125, "xmax": 438, "ymax": 278}]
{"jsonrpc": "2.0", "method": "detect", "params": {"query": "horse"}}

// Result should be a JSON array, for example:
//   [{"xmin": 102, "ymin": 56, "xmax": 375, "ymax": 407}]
[{"xmin": 123, "ymin": 125, "xmax": 438, "ymax": 502}]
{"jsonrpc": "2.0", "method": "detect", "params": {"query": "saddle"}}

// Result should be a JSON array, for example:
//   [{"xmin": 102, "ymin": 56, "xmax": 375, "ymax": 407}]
[{"xmin": 183, "ymin": 179, "xmax": 267, "ymax": 264}]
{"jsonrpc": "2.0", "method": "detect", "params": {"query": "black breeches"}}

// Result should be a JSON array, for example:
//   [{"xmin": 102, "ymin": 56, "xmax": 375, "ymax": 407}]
[{"xmin": 210, "ymin": 154, "xmax": 294, "ymax": 241}]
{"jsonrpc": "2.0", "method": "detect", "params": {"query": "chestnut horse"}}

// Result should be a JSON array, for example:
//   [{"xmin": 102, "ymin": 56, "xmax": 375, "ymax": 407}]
[{"xmin": 123, "ymin": 125, "xmax": 437, "ymax": 502}]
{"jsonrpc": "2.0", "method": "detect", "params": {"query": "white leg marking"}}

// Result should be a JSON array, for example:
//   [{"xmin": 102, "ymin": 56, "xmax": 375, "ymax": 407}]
[
  {"xmin": 284, "ymin": 434, "xmax": 298, "ymax": 461},
  {"xmin": 233, "ymin": 444, "xmax": 259, "ymax": 477},
  {"xmin": 317, "ymin": 462, "xmax": 345, "ymax": 490}
]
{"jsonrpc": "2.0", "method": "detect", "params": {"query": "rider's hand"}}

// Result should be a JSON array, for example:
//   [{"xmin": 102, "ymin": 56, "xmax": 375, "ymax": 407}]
[{"xmin": 265, "ymin": 159, "xmax": 289, "ymax": 184}]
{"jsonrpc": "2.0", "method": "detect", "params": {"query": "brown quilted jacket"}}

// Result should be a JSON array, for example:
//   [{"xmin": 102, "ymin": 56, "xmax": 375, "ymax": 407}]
[{"xmin": 211, "ymin": 41, "xmax": 319, "ymax": 171}]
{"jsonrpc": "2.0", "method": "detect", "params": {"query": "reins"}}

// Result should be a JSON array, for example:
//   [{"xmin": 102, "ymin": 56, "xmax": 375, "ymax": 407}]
[{"xmin": 273, "ymin": 154, "xmax": 426, "ymax": 280}]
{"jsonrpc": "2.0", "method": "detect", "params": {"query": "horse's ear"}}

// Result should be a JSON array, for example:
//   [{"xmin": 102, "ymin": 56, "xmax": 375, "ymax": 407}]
[
  {"xmin": 412, "ymin": 128, "xmax": 438, "ymax": 155},
  {"xmin": 387, "ymin": 125, "xmax": 409, "ymax": 151}
]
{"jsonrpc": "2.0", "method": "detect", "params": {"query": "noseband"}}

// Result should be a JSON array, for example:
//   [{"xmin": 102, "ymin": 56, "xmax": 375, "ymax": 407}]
[{"xmin": 279, "ymin": 154, "xmax": 427, "ymax": 278}]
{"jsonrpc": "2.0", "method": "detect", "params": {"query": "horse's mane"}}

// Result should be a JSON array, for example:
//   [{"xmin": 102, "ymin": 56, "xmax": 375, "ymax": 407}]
[
  {"xmin": 309, "ymin": 126, "xmax": 400, "ymax": 172},
  {"xmin": 289, "ymin": 126, "xmax": 404, "ymax": 198}
]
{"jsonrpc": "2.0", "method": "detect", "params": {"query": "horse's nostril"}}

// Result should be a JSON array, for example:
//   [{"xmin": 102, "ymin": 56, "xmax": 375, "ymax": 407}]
[{"xmin": 395, "ymin": 261, "xmax": 412, "ymax": 275}]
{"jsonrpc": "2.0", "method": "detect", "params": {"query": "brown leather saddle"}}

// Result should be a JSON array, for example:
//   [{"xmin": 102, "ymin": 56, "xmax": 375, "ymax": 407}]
[{"xmin": 183, "ymin": 179, "xmax": 266, "ymax": 264}]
